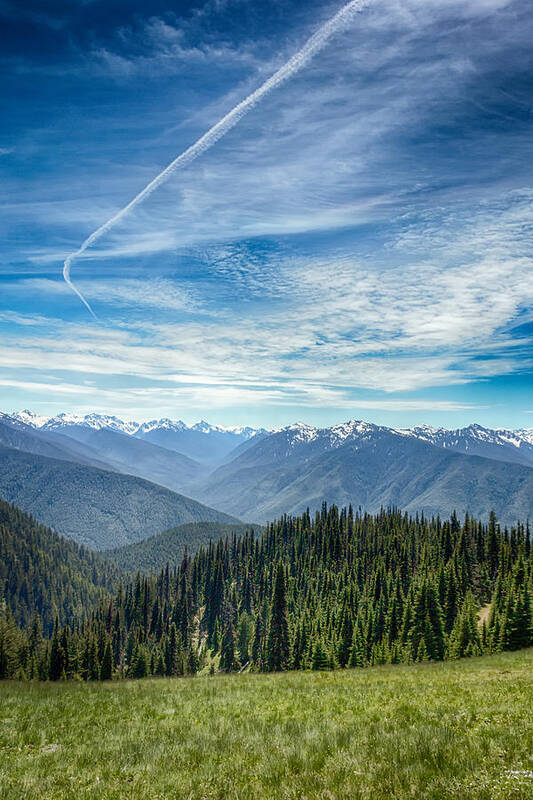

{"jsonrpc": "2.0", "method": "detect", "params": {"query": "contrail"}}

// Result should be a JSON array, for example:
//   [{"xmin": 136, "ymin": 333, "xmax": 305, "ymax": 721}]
[{"xmin": 63, "ymin": 0, "xmax": 371, "ymax": 315}]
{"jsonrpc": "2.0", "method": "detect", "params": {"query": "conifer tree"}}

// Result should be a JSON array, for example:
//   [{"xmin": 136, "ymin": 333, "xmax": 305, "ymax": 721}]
[
  {"xmin": 449, "ymin": 592, "xmax": 481, "ymax": 658},
  {"xmin": 251, "ymin": 611, "xmax": 265, "ymax": 669},
  {"xmin": 337, "ymin": 598, "xmax": 353, "ymax": 668},
  {"xmin": 0, "ymin": 601, "xmax": 19, "ymax": 680},
  {"xmin": 237, "ymin": 612, "xmax": 252, "ymax": 667},
  {"xmin": 100, "ymin": 639, "xmax": 113, "ymax": 681},
  {"xmin": 219, "ymin": 603, "xmax": 237, "ymax": 672},
  {"xmin": 266, "ymin": 562, "xmax": 291, "ymax": 671},
  {"xmin": 3, "ymin": 505, "xmax": 533, "ymax": 684},
  {"xmin": 311, "ymin": 640, "xmax": 329, "ymax": 670},
  {"xmin": 49, "ymin": 618, "xmax": 65, "ymax": 681}
]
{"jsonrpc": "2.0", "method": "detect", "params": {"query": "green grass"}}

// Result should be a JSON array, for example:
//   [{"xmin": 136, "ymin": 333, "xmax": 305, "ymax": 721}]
[{"xmin": 2, "ymin": 651, "xmax": 533, "ymax": 800}]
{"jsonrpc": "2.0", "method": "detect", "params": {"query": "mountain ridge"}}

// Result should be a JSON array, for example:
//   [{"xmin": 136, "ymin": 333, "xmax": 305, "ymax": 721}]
[
  {"xmin": 194, "ymin": 423, "xmax": 533, "ymax": 525},
  {"xmin": 10, "ymin": 410, "xmax": 533, "ymax": 465},
  {"xmin": 0, "ymin": 444, "xmax": 239, "ymax": 550}
]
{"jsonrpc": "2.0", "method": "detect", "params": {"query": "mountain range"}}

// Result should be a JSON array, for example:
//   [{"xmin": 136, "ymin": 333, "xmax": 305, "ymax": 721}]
[
  {"xmin": 192, "ymin": 421, "xmax": 533, "ymax": 524},
  {"xmin": 11, "ymin": 410, "xmax": 263, "ymax": 466},
  {"xmin": 1, "ymin": 411, "xmax": 533, "ymax": 547}
]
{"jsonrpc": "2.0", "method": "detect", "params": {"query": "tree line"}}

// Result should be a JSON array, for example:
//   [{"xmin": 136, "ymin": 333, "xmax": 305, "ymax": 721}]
[{"xmin": 0, "ymin": 504, "xmax": 532, "ymax": 680}]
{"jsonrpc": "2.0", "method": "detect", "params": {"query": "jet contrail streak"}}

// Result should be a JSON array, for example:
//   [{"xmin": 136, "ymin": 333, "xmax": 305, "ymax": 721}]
[{"xmin": 63, "ymin": 0, "xmax": 371, "ymax": 315}]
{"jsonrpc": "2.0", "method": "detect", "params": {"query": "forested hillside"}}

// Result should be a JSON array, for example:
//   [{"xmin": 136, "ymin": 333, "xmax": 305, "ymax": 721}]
[
  {"xmin": 0, "ymin": 499, "xmax": 122, "ymax": 635},
  {"xmin": 1, "ymin": 505, "xmax": 531, "ymax": 681},
  {"xmin": 105, "ymin": 521, "xmax": 259, "ymax": 573},
  {"xmin": 196, "ymin": 424, "xmax": 533, "ymax": 524},
  {"xmin": 0, "ymin": 445, "xmax": 238, "ymax": 549}
]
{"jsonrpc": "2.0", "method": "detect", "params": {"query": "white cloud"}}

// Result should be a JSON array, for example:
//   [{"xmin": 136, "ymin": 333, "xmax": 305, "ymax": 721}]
[
  {"xmin": 23, "ymin": 278, "xmax": 197, "ymax": 313},
  {"xmin": 3, "ymin": 187, "xmax": 532, "ymax": 400},
  {"xmin": 1, "ymin": 0, "xmax": 531, "ymax": 421}
]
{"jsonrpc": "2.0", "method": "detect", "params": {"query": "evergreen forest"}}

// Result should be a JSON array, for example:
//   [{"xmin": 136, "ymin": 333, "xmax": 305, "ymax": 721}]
[{"xmin": 1, "ymin": 502, "xmax": 532, "ymax": 681}]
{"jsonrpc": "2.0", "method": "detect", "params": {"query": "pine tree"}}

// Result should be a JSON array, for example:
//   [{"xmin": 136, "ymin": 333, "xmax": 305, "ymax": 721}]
[
  {"xmin": 311, "ymin": 640, "xmax": 329, "ymax": 671},
  {"xmin": 449, "ymin": 592, "xmax": 481, "ymax": 659},
  {"xmin": 165, "ymin": 624, "xmax": 180, "ymax": 676},
  {"xmin": 219, "ymin": 603, "xmax": 237, "ymax": 672},
  {"xmin": 86, "ymin": 634, "xmax": 100, "ymax": 681},
  {"xmin": 348, "ymin": 627, "xmax": 365, "ymax": 668},
  {"xmin": 131, "ymin": 644, "xmax": 149, "ymax": 678},
  {"xmin": 508, "ymin": 588, "xmax": 533, "ymax": 650},
  {"xmin": 5, "ymin": 505, "xmax": 533, "ymax": 684},
  {"xmin": 266, "ymin": 562, "xmax": 291, "ymax": 671},
  {"xmin": 0, "ymin": 601, "xmax": 19, "ymax": 679},
  {"xmin": 48, "ymin": 617, "xmax": 65, "ymax": 681},
  {"xmin": 337, "ymin": 598, "xmax": 353, "ymax": 668},
  {"xmin": 100, "ymin": 639, "xmax": 113, "ymax": 681},
  {"xmin": 251, "ymin": 612, "xmax": 265, "ymax": 669},
  {"xmin": 237, "ymin": 612, "xmax": 252, "ymax": 667}
]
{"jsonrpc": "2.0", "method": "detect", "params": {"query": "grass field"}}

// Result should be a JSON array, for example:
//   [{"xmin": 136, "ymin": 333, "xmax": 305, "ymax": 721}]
[{"xmin": 1, "ymin": 650, "xmax": 533, "ymax": 800}]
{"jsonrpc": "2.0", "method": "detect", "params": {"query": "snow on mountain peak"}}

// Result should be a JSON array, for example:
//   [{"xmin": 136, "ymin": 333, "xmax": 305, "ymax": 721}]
[
  {"xmin": 8, "ymin": 410, "xmax": 533, "ymax": 456},
  {"xmin": 282, "ymin": 422, "xmax": 319, "ymax": 443},
  {"xmin": 329, "ymin": 420, "xmax": 376, "ymax": 441},
  {"xmin": 10, "ymin": 410, "xmax": 265, "ymax": 440},
  {"xmin": 136, "ymin": 418, "xmax": 187, "ymax": 434},
  {"xmin": 11, "ymin": 409, "xmax": 51, "ymax": 428}
]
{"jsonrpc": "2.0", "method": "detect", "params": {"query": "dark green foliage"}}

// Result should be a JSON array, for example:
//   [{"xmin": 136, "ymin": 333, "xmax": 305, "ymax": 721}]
[
  {"xmin": 49, "ymin": 618, "xmax": 65, "ymax": 681},
  {"xmin": 311, "ymin": 640, "xmax": 329, "ymax": 670},
  {"xmin": 2, "ymin": 504, "xmax": 532, "ymax": 681},
  {"xmin": 449, "ymin": 593, "xmax": 482, "ymax": 659},
  {"xmin": 266, "ymin": 562, "xmax": 291, "ymax": 671},
  {"xmin": 0, "ymin": 499, "xmax": 122, "ymax": 634},
  {"xmin": 100, "ymin": 640, "xmax": 113, "ymax": 681},
  {"xmin": 237, "ymin": 612, "xmax": 252, "ymax": 666},
  {"xmin": 0, "ymin": 601, "xmax": 22, "ymax": 679},
  {"xmin": 219, "ymin": 604, "xmax": 238, "ymax": 672},
  {"xmin": 104, "ymin": 522, "xmax": 259, "ymax": 573},
  {"xmin": 0, "ymin": 445, "xmax": 238, "ymax": 550}
]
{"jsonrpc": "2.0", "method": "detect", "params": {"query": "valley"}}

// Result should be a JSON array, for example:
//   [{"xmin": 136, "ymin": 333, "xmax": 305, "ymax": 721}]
[{"xmin": 1, "ymin": 412, "xmax": 533, "ymax": 547}]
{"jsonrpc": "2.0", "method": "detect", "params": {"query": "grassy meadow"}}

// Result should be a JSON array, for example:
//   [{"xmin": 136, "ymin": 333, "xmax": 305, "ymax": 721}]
[{"xmin": 1, "ymin": 650, "xmax": 533, "ymax": 800}]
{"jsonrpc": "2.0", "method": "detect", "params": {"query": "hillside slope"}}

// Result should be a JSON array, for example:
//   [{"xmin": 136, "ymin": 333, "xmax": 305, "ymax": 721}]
[
  {"xmin": 197, "ymin": 423, "xmax": 533, "ymax": 523},
  {"xmin": 0, "ymin": 445, "xmax": 239, "ymax": 550},
  {"xmin": 0, "ymin": 416, "xmax": 116, "ymax": 471},
  {"xmin": 56, "ymin": 427, "xmax": 206, "ymax": 492},
  {"xmin": 104, "ymin": 521, "xmax": 259, "ymax": 573},
  {"xmin": 0, "ymin": 498, "xmax": 122, "ymax": 634},
  {"xmin": 2, "ymin": 650, "xmax": 532, "ymax": 799}
]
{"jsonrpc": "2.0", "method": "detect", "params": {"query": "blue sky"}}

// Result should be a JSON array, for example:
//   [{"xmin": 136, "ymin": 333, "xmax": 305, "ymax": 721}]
[{"xmin": 1, "ymin": 0, "xmax": 532, "ymax": 428}]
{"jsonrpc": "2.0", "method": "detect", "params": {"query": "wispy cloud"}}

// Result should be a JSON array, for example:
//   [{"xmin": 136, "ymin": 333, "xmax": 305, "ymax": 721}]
[
  {"xmin": 1, "ymin": 0, "xmax": 531, "ymax": 425},
  {"xmin": 3, "ymin": 186, "xmax": 532, "ymax": 401},
  {"xmin": 24, "ymin": 278, "xmax": 198, "ymax": 313}
]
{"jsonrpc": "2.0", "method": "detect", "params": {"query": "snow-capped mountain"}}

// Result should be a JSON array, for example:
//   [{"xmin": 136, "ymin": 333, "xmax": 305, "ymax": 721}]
[
  {"xmin": 398, "ymin": 423, "xmax": 533, "ymax": 468},
  {"xmin": 134, "ymin": 419, "xmax": 265, "ymax": 464},
  {"xmin": 11, "ymin": 410, "xmax": 138, "ymax": 435},
  {"xmin": 10, "ymin": 411, "xmax": 265, "ymax": 466},
  {"xmin": 12, "ymin": 411, "xmax": 262, "ymax": 439},
  {"xmin": 135, "ymin": 418, "xmax": 188, "ymax": 435},
  {"xmin": 135, "ymin": 418, "xmax": 259, "ymax": 438},
  {"xmin": 10, "ymin": 412, "xmax": 533, "ymax": 468},
  {"xmin": 10, "ymin": 409, "xmax": 51, "ymax": 428},
  {"xmin": 195, "ymin": 418, "xmax": 533, "ymax": 524},
  {"xmin": 4, "ymin": 411, "xmax": 533, "ymax": 527},
  {"xmin": 265, "ymin": 420, "xmax": 387, "ymax": 459}
]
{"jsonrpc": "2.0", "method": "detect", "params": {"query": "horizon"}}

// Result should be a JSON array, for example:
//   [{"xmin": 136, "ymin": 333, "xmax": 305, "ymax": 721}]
[
  {"xmin": 1, "ymin": 0, "xmax": 532, "ymax": 430},
  {"xmin": 4, "ymin": 407, "xmax": 533, "ymax": 433}
]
